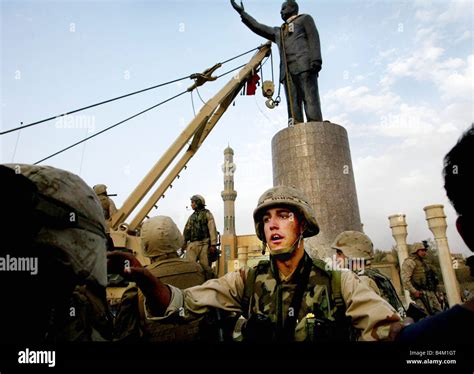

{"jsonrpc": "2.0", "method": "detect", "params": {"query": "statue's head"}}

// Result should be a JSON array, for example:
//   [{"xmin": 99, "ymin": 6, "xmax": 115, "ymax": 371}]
[{"xmin": 281, "ymin": 0, "xmax": 299, "ymax": 21}]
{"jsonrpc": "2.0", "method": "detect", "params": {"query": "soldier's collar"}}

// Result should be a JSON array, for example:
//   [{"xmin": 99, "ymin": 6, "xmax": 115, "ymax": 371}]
[{"xmin": 271, "ymin": 251, "xmax": 311, "ymax": 283}]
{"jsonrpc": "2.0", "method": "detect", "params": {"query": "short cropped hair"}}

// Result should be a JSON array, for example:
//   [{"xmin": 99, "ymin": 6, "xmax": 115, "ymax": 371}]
[{"xmin": 443, "ymin": 124, "xmax": 474, "ymax": 216}]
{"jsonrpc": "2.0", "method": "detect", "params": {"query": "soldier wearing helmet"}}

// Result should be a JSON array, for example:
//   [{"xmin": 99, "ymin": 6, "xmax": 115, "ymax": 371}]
[
  {"xmin": 401, "ymin": 241, "xmax": 442, "ymax": 315},
  {"xmin": 331, "ymin": 231, "xmax": 406, "ymax": 318},
  {"xmin": 114, "ymin": 216, "xmax": 208, "ymax": 342},
  {"xmin": 183, "ymin": 195, "xmax": 218, "ymax": 271},
  {"xmin": 93, "ymin": 183, "xmax": 118, "ymax": 229},
  {"xmin": 109, "ymin": 186, "xmax": 406, "ymax": 342},
  {"xmin": 0, "ymin": 164, "xmax": 112, "ymax": 343}
]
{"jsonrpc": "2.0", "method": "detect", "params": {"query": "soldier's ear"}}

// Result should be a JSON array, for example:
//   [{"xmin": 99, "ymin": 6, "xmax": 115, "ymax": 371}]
[{"xmin": 299, "ymin": 219, "xmax": 307, "ymax": 236}]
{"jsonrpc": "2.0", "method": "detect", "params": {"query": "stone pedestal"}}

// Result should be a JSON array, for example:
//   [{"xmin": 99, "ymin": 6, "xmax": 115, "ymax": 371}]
[
  {"xmin": 424, "ymin": 204, "xmax": 462, "ymax": 307},
  {"xmin": 272, "ymin": 122, "xmax": 362, "ymax": 259}
]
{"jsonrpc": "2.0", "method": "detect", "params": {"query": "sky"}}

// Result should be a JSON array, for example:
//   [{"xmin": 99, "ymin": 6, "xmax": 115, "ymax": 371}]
[{"xmin": 1, "ymin": 0, "xmax": 473, "ymax": 256}]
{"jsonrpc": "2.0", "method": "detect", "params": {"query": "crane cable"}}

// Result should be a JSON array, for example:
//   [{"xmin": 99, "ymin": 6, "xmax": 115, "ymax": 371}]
[
  {"xmin": 32, "ymin": 48, "xmax": 262, "ymax": 165},
  {"xmin": 1, "ymin": 76, "xmax": 189, "ymax": 136},
  {"xmin": 1, "ymin": 46, "xmax": 259, "ymax": 136},
  {"xmin": 34, "ymin": 90, "xmax": 188, "ymax": 165}
]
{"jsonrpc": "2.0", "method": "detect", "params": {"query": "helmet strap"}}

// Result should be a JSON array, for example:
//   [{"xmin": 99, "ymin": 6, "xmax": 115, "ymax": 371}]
[{"xmin": 268, "ymin": 233, "xmax": 303, "ymax": 260}]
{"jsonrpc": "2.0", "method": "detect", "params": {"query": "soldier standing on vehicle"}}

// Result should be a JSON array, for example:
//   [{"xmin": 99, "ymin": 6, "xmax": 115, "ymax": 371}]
[
  {"xmin": 401, "ymin": 242, "xmax": 442, "ymax": 315},
  {"xmin": 93, "ymin": 184, "xmax": 118, "ymax": 229},
  {"xmin": 183, "ymin": 195, "xmax": 218, "ymax": 270}
]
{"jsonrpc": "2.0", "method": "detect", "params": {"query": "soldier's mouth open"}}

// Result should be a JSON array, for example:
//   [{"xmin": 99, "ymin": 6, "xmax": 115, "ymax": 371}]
[{"xmin": 271, "ymin": 234, "xmax": 284, "ymax": 244}]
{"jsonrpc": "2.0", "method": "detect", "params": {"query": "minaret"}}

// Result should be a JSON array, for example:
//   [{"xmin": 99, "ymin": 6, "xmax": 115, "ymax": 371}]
[
  {"xmin": 221, "ymin": 146, "xmax": 237, "ymax": 235},
  {"xmin": 219, "ymin": 146, "xmax": 237, "ymax": 276}
]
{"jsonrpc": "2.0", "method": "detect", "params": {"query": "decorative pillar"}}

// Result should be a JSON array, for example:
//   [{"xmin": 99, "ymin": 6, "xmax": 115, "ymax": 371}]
[
  {"xmin": 389, "ymin": 214, "xmax": 412, "ymax": 306},
  {"xmin": 424, "ymin": 204, "xmax": 462, "ymax": 307}
]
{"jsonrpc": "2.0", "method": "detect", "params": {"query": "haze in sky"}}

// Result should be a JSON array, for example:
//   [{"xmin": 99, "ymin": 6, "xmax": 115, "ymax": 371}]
[{"xmin": 1, "ymin": 0, "xmax": 473, "ymax": 255}]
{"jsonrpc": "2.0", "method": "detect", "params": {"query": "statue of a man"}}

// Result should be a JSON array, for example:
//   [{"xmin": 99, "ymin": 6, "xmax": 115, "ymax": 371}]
[{"xmin": 231, "ymin": 0, "xmax": 323, "ymax": 124}]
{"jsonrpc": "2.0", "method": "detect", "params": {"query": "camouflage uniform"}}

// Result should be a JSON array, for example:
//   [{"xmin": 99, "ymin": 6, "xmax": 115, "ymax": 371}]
[
  {"xmin": 360, "ymin": 274, "xmax": 381, "ymax": 294},
  {"xmin": 144, "ymin": 187, "xmax": 401, "ymax": 341},
  {"xmin": 0, "ymin": 164, "xmax": 112, "ymax": 342},
  {"xmin": 144, "ymin": 256, "xmax": 399, "ymax": 341},
  {"xmin": 114, "ymin": 215, "xmax": 208, "ymax": 342},
  {"xmin": 93, "ymin": 184, "xmax": 117, "ymax": 229},
  {"xmin": 401, "ymin": 243, "xmax": 442, "ymax": 315},
  {"xmin": 183, "ymin": 195, "xmax": 217, "ymax": 268}
]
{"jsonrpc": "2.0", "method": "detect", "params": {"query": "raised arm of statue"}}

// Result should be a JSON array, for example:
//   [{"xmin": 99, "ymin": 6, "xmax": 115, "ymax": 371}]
[
  {"xmin": 230, "ymin": 0, "xmax": 276, "ymax": 43},
  {"xmin": 230, "ymin": 0, "xmax": 244, "ymax": 14}
]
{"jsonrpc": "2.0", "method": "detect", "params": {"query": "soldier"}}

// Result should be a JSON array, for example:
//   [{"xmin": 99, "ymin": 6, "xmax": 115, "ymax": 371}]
[
  {"xmin": 109, "ymin": 186, "xmax": 406, "ymax": 342},
  {"xmin": 0, "ymin": 164, "xmax": 112, "ymax": 343},
  {"xmin": 114, "ymin": 215, "xmax": 208, "ymax": 342},
  {"xmin": 230, "ymin": 0, "xmax": 323, "ymax": 123},
  {"xmin": 330, "ymin": 231, "xmax": 407, "ymax": 318},
  {"xmin": 183, "ymin": 195, "xmax": 218, "ymax": 270},
  {"xmin": 397, "ymin": 125, "xmax": 474, "ymax": 341},
  {"xmin": 93, "ymin": 184, "xmax": 117, "ymax": 228},
  {"xmin": 401, "ymin": 242, "xmax": 442, "ymax": 315}
]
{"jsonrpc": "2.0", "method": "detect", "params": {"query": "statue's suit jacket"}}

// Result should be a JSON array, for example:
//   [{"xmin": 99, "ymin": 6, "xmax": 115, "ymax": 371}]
[{"xmin": 240, "ymin": 12, "xmax": 322, "ymax": 82}]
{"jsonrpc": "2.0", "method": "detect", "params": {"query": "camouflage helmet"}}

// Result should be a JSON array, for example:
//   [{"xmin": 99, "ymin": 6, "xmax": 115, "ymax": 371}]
[
  {"xmin": 190, "ymin": 194, "xmax": 206, "ymax": 207},
  {"xmin": 410, "ymin": 242, "xmax": 428, "ymax": 255},
  {"xmin": 253, "ymin": 186, "xmax": 319, "ymax": 242},
  {"xmin": 331, "ymin": 231, "xmax": 374, "ymax": 260},
  {"xmin": 141, "ymin": 215, "xmax": 184, "ymax": 257},
  {"xmin": 4, "ymin": 164, "xmax": 108, "ymax": 286},
  {"xmin": 93, "ymin": 184, "xmax": 107, "ymax": 196}
]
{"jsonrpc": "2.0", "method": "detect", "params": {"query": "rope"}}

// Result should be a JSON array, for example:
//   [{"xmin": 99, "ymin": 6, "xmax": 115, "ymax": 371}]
[
  {"xmin": 9, "ymin": 45, "xmax": 264, "ymax": 164},
  {"xmin": 219, "ymin": 46, "xmax": 259, "ymax": 65},
  {"xmin": 78, "ymin": 127, "xmax": 88, "ymax": 176},
  {"xmin": 196, "ymin": 87, "xmax": 206, "ymax": 105},
  {"xmin": 2, "ymin": 46, "xmax": 260, "ymax": 136},
  {"xmin": 280, "ymin": 26, "xmax": 295, "ymax": 124},
  {"xmin": 190, "ymin": 91, "xmax": 196, "ymax": 116},
  {"xmin": 11, "ymin": 127, "xmax": 22, "ymax": 162},
  {"xmin": 34, "ymin": 90, "xmax": 188, "ymax": 165},
  {"xmin": 270, "ymin": 48, "xmax": 275, "ymax": 82},
  {"xmin": 216, "ymin": 63, "xmax": 246, "ymax": 79},
  {"xmin": 1, "ymin": 76, "xmax": 189, "ymax": 136}
]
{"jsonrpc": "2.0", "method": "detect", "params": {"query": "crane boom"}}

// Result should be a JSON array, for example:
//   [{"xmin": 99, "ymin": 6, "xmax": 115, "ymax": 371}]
[{"xmin": 110, "ymin": 42, "xmax": 271, "ymax": 232}]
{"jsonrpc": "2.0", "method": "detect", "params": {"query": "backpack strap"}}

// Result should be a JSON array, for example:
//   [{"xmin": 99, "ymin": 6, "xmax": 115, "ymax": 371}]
[
  {"xmin": 241, "ymin": 267, "xmax": 255, "ymax": 319},
  {"xmin": 330, "ymin": 269, "xmax": 345, "ymax": 312},
  {"xmin": 241, "ymin": 260, "xmax": 269, "ymax": 319},
  {"xmin": 363, "ymin": 268, "xmax": 406, "ymax": 315},
  {"xmin": 310, "ymin": 258, "xmax": 346, "ymax": 315}
]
